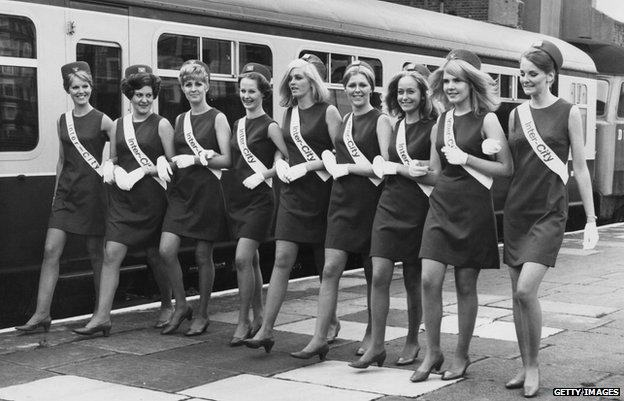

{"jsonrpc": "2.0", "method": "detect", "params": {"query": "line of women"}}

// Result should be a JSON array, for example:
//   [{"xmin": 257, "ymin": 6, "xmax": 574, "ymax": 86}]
[{"xmin": 17, "ymin": 40, "xmax": 599, "ymax": 398}]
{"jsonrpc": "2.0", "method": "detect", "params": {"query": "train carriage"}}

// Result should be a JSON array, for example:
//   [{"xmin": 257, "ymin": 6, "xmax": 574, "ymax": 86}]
[{"xmin": 0, "ymin": 0, "xmax": 598, "ymax": 327}]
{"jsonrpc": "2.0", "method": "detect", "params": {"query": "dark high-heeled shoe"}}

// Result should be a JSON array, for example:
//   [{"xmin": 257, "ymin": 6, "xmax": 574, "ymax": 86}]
[
  {"xmin": 410, "ymin": 354, "xmax": 444, "ymax": 382},
  {"xmin": 153, "ymin": 307, "xmax": 174, "ymax": 328},
  {"xmin": 348, "ymin": 350, "xmax": 386, "ymax": 369},
  {"xmin": 73, "ymin": 321, "xmax": 112, "ymax": 337},
  {"xmin": 505, "ymin": 377, "xmax": 524, "ymax": 389},
  {"xmin": 290, "ymin": 343, "xmax": 330, "ymax": 361},
  {"xmin": 15, "ymin": 316, "xmax": 52, "ymax": 333},
  {"xmin": 161, "ymin": 307, "xmax": 193, "ymax": 335},
  {"xmin": 395, "ymin": 347, "xmax": 420, "ymax": 366},
  {"xmin": 244, "ymin": 337, "xmax": 275, "ymax": 353},
  {"xmin": 441, "ymin": 358, "xmax": 470, "ymax": 380},
  {"xmin": 230, "ymin": 327, "xmax": 252, "ymax": 347},
  {"xmin": 184, "ymin": 320, "xmax": 209, "ymax": 337}
]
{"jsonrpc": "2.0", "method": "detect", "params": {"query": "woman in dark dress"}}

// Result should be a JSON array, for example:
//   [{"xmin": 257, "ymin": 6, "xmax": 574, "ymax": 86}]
[
  {"xmin": 16, "ymin": 62, "xmax": 114, "ymax": 332},
  {"xmin": 158, "ymin": 60, "xmax": 231, "ymax": 336},
  {"xmin": 245, "ymin": 56, "xmax": 342, "ymax": 352},
  {"xmin": 349, "ymin": 67, "xmax": 437, "ymax": 368},
  {"xmin": 412, "ymin": 50, "xmax": 513, "ymax": 382},
  {"xmin": 292, "ymin": 61, "xmax": 392, "ymax": 360},
  {"xmin": 227, "ymin": 63, "xmax": 288, "ymax": 345},
  {"xmin": 503, "ymin": 41, "xmax": 598, "ymax": 397},
  {"xmin": 74, "ymin": 65, "xmax": 174, "ymax": 336}
]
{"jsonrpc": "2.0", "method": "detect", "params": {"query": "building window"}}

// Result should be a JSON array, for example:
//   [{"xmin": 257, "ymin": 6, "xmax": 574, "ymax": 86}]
[{"xmin": 0, "ymin": 14, "xmax": 38, "ymax": 152}]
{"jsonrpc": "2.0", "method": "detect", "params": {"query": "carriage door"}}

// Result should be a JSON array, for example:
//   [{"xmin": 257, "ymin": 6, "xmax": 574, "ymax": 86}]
[{"xmin": 65, "ymin": 4, "xmax": 128, "ymax": 121}]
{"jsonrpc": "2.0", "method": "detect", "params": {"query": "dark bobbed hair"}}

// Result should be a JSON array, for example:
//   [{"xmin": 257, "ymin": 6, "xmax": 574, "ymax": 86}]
[
  {"xmin": 239, "ymin": 72, "xmax": 272, "ymax": 98},
  {"xmin": 385, "ymin": 71, "xmax": 436, "ymax": 121},
  {"xmin": 63, "ymin": 70, "xmax": 93, "ymax": 93},
  {"xmin": 121, "ymin": 73, "xmax": 161, "ymax": 100},
  {"xmin": 429, "ymin": 58, "xmax": 499, "ymax": 116}
]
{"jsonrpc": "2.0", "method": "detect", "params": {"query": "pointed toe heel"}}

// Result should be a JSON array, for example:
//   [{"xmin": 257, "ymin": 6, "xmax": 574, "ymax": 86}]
[
  {"xmin": 505, "ymin": 378, "xmax": 524, "ymax": 389},
  {"xmin": 348, "ymin": 350, "xmax": 386, "ymax": 369},
  {"xmin": 185, "ymin": 320, "xmax": 209, "ymax": 337},
  {"xmin": 73, "ymin": 322, "xmax": 112, "ymax": 337},
  {"xmin": 441, "ymin": 359, "xmax": 470, "ymax": 381},
  {"xmin": 161, "ymin": 307, "xmax": 193, "ymax": 335},
  {"xmin": 15, "ymin": 317, "xmax": 52, "ymax": 333},
  {"xmin": 410, "ymin": 354, "xmax": 444, "ymax": 383},
  {"xmin": 244, "ymin": 337, "xmax": 275, "ymax": 353},
  {"xmin": 291, "ymin": 343, "xmax": 329, "ymax": 361}
]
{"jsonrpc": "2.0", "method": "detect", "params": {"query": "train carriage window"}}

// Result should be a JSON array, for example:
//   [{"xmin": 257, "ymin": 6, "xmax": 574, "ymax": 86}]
[
  {"xmin": 157, "ymin": 34, "xmax": 199, "ymax": 70},
  {"xmin": 298, "ymin": 51, "xmax": 328, "ymax": 82},
  {"xmin": 500, "ymin": 75, "xmax": 512, "ymax": 99},
  {"xmin": 240, "ymin": 43, "xmax": 272, "ymax": 73},
  {"xmin": 77, "ymin": 42, "xmax": 121, "ymax": 120},
  {"xmin": 516, "ymin": 76, "xmax": 530, "ymax": 100},
  {"xmin": 0, "ymin": 14, "xmax": 38, "ymax": 152},
  {"xmin": 596, "ymin": 79, "xmax": 609, "ymax": 117},
  {"xmin": 358, "ymin": 57, "xmax": 382, "ymax": 87},
  {"xmin": 330, "ymin": 53, "xmax": 351, "ymax": 84},
  {"xmin": 202, "ymin": 38, "xmax": 232, "ymax": 75},
  {"xmin": 617, "ymin": 83, "xmax": 624, "ymax": 119}
]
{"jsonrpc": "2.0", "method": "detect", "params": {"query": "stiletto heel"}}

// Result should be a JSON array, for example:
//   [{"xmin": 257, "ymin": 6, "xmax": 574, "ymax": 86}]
[
  {"xmin": 15, "ymin": 316, "xmax": 52, "ymax": 333},
  {"xmin": 441, "ymin": 358, "xmax": 470, "ymax": 380},
  {"xmin": 505, "ymin": 377, "xmax": 524, "ymax": 389},
  {"xmin": 244, "ymin": 337, "xmax": 275, "ymax": 353},
  {"xmin": 161, "ymin": 306, "xmax": 193, "ymax": 335},
  {"xmin": 73, "ymin": 321, "xmax": 112, "ymax": 337},
  {"xmin": 348, "ymin": 350, "xmax": 386, "ymax": 369},
  {"xmin": 410, "ymin": 354, "xmax": 444, "ymax": 383},
  {"xmin": 290, "ymin": 343, "xmax": 330, "ymax": 361}
]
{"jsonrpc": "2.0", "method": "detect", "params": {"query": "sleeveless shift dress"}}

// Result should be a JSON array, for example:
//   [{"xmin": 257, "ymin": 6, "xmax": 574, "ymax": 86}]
[
  {"xmin": 419, "ymin": 110, "xmax": 499, "ymax": 269},
  {"xmin": 325, "ymin": 109, "xmax": 384, "ymax": 254},
  {"xmin": 162, "ymin": 109, "xmax": 229, "ymax": 241},
  {"xmin": 49, "ymin": 109, "xmax": 107, "ymax": 236},
  {"xmin": 226, "ymin": 114, "xmax": 277, "ymax": 242},
  {"xmin": 106, "ymin": 113, "xmax": 167, "ymax": 248},
  {"xmin": 274, "ymin": 103, "xmax": 334, "ymax": 244},
  {"xmin": 370, "ymin": 118, "xmax": 434, "ymax": 264},
  {"xmin": 503, "ymin": 99, "xmax": 572, "ymax": 268}
]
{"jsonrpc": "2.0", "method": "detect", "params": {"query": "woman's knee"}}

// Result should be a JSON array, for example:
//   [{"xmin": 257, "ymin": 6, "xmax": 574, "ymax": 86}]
[
  {"xmin": 513, "ymin": 285, "xmax": 536, "ymax": 307},
  {"xmin": 273, "ymin": 248, "xmax": 295, "ymax": 271},
  {"xmin": 321, "ymin": 260, "xmax": 344, "ymax": 282},
  {"xmin": 195, "ymin": 243, "xmax": 213, "ymax": 266},
  {"xmin": 235, "ymin": 254, "xmax": 253, "ymax": 271}
]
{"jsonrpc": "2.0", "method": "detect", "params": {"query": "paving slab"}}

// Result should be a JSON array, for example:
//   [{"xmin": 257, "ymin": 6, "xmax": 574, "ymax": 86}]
[
  {"xmin": 50, "ymin": 353, "xmax": 233, "ymax": 392},
  {"xmin": 78, "ymin": 327, "xmax": 205, "ymax": 355},
  {"xmin": 538, "ymin": 344, "xmax": 624, "ymax": 374},
  {"xmin": 0, "ymin": 375, "xmax": 185, "ymax": 401},
  {"xmin": 179, "ymin": 373, "xmax": 377, "ymax": 401},
  {"xmin": 0, "ymin": 361, "xmax": 57, "ymax": 387},
  {"xmin": 543, "ymin": 330, "xmax": 624, "ymax": 354},
  {"xmin": 0, "ymin": 343, "xmax": 114, "ymax": 369},
  {"xmin": 444, "ymin": 305, "xmax": 512, "ymax": 319},
  {"xmin": 210, "ymin": 309, "xmax": 305, "ymax": 326},
  {"xmin": 275, "ymin": 318, "xmax": 408, "ymax": 342},
  {"xmin": 558, "ymin": 248, "xmax": 600, "ymax": 256},
  {"xmin": 488, "ymin": 299, "xmax": 619, "ymax": 318},
  {"xmin": 472, "ymin": 320, "xmax": 562, "ymax": 341},
  {"xmin": 275, "ymin": 360, "xmax": 460, "ymax": 397},
  {"xmin": 500, "ymin": 312, "xmax": 607, "ymax": 332}
]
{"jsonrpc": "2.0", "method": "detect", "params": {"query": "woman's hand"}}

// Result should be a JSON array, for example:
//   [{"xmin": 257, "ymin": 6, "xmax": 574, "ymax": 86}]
[
  {"xmin": 275, "ymin": 159, "xmax": 290, "ymax": 183},
  {"xmin": 242, "ymin": 172, "xmax": 265, "ymax": 189},
  {"xmin": 102, "ymin": 160, "xmax": 115, "ymax": 184},
  {"xmin": 582, "ymin": 222, "xmax": 599, "ymax": 250},
  {"xmin": 481, "ymin": 138, "xmax": 502, "ymax": 155},
  {"xmin": 285, "ymin": 163, "xmax": 308, "ymax": 182},
  {"xmin": 156, "ymin": 156, "xmax": 172, "ymax": 182},
  {"xmin": 441, "ymin": 146, "xmax": 468, "ymax": 165},
  {"xmin": 171, "ymin": 154, "xmax": 196, "ymax": 169}
]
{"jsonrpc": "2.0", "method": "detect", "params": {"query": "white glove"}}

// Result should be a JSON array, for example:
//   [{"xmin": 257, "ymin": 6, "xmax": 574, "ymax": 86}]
[
  {"xmin": 102, "ymin": 160, "xmax": 115, "ymax": 184},
  {"xmin": 582, "ymin": 222, "xmax": 599, "ymax": 250},
  {"xmin": 372, "ymin": 155, "xmax": 386, "ymax": 178},
  {"xmin": 157, "ymin": 156, "xmax": 172, "ymax": 182},
  {"xmin": 332, "ymin": 164, "xmax": 349, "ymax": 179},
  {"xmin": 321, "ymin": 150, "xmax": 338, "ymax": 175},
  {"xmin": 482, "ymin": 139, "xmax": 502, "ymax": 155},
  {"xmin": 242, "ymin": 172, "xmax": 265, "ymax": 189},
  {"xmin": 171, "ymin": 154, "xmax": 196, "ymax": 169},
  {"xmin": 285, "ymin": 163, "xmax": 308, "ymax": 182},
  {"xmin": 114, "ymin": 166, "xmax": 130, "ymax": 191},
  {"xmin": 198, "ymin": 149, "xmax": 215, "ymax": 166},
  {"xmin": 125, "ymin": 167, "xmax": 146, "ymax": 190},
  {"xmin": 275, "ymin": 159, "xmax": 290, "ymax": 183},
  {"xmin": 441, "ymin": 146, "xmax": 468, "ymax": 165},
  {"xmin": 409, "ymin": 160, "xmax": 429, "ymax": 177}
]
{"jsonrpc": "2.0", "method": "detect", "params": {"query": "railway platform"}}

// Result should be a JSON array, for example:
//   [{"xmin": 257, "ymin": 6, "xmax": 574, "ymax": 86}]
[{"xmin": 0, "ymin": 224, "xmax": 623, "ymax": 401}]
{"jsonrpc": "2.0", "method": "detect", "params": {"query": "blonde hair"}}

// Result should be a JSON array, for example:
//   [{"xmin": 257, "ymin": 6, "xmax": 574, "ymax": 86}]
[
  {"xmin": 429, "ymin": 59, "xmax": 499, "ymax": 116},
  {"xmin": 63, "ymin": 71, "xmax": 93, "ymax": 92},
  {"xmin": 342, "ymin": 63, "xmax": 375, "ymax": 89},
  {"xmin": 278, "ymin": 59, "xmax": 329, "ymax": 107},
  {"xmin": 178, "ymin": 60, "xmax": 210, "ymax": 85}
]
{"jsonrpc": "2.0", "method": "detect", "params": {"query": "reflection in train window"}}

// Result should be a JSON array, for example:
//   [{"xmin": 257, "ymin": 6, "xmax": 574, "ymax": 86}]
[
  {"xmin": 298, "ymin": 50, "xmax": 328, "ymax": 81},
  {"xmin": 0, "ymin": 14, "xmax": 38, "ymax": 152},
  {"xmin": 0, "ymin": 14, "xmax": 36, "ymax": 58},
  {"xmin": 359, "ymin": 57, "xmax": 382, "ymax": 87},
  {"xmin": 240, "ymin": 43, "xmax": 272, "ymax": 75},
  {"xmin": 0, "ymin": 66, "xmax": 38, "ymax": 152},
  {"xmin": 157, "ymin": 34, "xmax": 199, "ymax": 70},
  {"xmin": 202, "ymin": 38, "xmax": 232, "ymax": 75},
  {"xmin": 77, "ymin": 42, "xmax": 122, "ymax": 120},
  {"xmin": 596, "ymin": 79, "xmax": 609, "ymax": 117},
  {"xmin": 331, "ymin": 53, "xmax": 351, "ymax": 84}
]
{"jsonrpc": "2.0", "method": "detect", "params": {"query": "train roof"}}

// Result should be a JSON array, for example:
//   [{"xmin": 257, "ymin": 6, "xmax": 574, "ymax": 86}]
[
  {"xmin": 111, "ymin": 0, "xmax": 596, "ymax": 74},
  {"xmin": 566, "ymin": 38, "xmax": 624, "ymax": 75}
]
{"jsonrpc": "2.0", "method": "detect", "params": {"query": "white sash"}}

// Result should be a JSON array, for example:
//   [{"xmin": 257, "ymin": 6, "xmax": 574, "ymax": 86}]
[
  {"xmin": 396, "ymin": 120, "xmax": 433, "ymax": 197},
  {"xmin": 183, "ymin": 112, "xmax": 222, "ymax": 179},
  {"xmin": 343, "ymin": 113, "xmax": 382, "ymax": 186},
  {"xmin": 290, "ymin": 107, "xmax": 331, "ymax": 182},
  {"xmin": 65, "ymin": 111, "xmax": 102, "ymax": 176},
  {"xmin": 122, "ymin": 114, "xmax": 166, "ymax": 189},
  {"xmin": 236, "ymin": 118, "xmax": 272, "ymax": 187},
  {"xmin": 443, "ymin": 110, "xmax": 493, "ymax": 189},
  {"xmin": 517, "ymin": 102, "xmax": 569, "ymax": 184}
]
